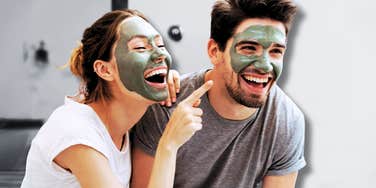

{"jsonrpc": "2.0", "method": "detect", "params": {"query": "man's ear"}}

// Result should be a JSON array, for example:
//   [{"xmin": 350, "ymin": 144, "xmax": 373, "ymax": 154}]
[
  {"xmin": 93, "ymin": 60, "xmax": 115, "ymax": 81},
  {"xmin": 207, "ymin": 39, "xmax": 223, "ymax": 66}
]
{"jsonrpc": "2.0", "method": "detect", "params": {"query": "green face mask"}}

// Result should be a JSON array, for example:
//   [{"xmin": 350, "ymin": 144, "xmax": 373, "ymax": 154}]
[
  {"xmin": 115, "ymin": 16, "xmax": 172, "ymax": 101},
  {"xmin": 230, "ymin": 25, "xmax": 286, "ymax": 80}
]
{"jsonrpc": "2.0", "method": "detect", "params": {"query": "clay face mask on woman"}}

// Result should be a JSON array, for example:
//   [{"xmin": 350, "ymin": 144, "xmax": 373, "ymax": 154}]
[{"xmin": 115, "ymin": 16, "xmax": 172, "ymax": 101}]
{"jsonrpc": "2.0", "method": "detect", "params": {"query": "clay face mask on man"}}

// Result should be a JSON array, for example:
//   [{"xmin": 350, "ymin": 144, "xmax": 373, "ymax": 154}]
[
  {"xmin": 230, "ymin": 25, "xmax": 286, "ymax": 80},
  {"xmin": 115, "ymin": 16, "xmax": 172, "ymax": 101}
]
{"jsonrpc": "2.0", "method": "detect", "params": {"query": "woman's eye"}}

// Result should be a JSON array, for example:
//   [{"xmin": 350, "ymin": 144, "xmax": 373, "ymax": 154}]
[
  {"xmin": 157, "ymin": 45, "xmax": 165, "ymax": 48},
  {"xmin": 134, "ymin": 47, "xmax": 146, "ymax": 50}
]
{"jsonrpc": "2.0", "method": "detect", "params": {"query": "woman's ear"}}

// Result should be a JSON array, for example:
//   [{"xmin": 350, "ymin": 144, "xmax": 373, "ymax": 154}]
[
  {"xmin": 207, "ymin": 39, "xmax": 223, "ymax": 66},
  {"xmin": 93, "ymin": 60, "xmax": 115, "ymax": 81}
]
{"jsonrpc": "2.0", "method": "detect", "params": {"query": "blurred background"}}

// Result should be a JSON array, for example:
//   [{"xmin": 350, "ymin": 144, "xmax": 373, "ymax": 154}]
[{"xmin": 0, "ymin": 0, "xmax": 375, "ymax": 187}]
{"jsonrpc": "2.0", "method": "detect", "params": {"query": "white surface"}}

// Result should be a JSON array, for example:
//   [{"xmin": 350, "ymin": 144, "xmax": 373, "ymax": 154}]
[{"xmin": 283, "ymin": 0, "xmax": 376, "ymax": 187}]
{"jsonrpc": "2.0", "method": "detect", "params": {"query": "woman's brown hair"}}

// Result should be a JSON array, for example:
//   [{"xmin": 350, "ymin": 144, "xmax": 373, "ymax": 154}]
[{"xmin": 69, "ymin": 9, "xmax": 147, "ymax": 104}]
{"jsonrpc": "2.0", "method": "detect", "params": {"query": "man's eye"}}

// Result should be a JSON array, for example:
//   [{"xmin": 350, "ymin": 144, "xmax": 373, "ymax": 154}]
[
  {"xmin": 157, "ymin": 45, "xmax": 165, "ymax": 48},
  {"xmin": 240, "ymin": 46, "xmax": 256, "ymax": 51},
  {"xmin": 237, "ymin": 45, "xmax": 257, "ymax": 55}
]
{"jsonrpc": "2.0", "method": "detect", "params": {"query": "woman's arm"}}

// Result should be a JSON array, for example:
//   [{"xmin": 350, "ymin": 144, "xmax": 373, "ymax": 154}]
[
  {"xmin": 146, "ymin": 143, "xmax": 178, "ymax": 188},
  {"xmin": 146, "ymin": 80, "xmax": 213, "ymax": 188},
  {"xmin": 54, "ymin": 144, "xmax": 122, "ymax": 188}
]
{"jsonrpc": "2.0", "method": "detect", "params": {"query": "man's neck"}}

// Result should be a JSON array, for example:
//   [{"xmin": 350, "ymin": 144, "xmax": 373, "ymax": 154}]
[{"xmin": 205, "ymin": 70, "xmax": 258, "ymax": 120}]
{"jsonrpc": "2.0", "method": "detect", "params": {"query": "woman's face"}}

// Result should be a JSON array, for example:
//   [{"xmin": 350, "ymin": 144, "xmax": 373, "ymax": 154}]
[{"xmin": 114, "ymin": 16, "xmax": 172, "ymax": 102}]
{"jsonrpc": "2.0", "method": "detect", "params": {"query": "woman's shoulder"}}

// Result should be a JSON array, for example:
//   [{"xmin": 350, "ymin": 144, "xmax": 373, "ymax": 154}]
[
  {"xmin": 47, "ymin": 96, "xmax": 96, "ymax": 124},
  {"xmin": 34, "ymin": 97, "xmax": 103, "ymax": 147},
  {"xmin": 31, "ymin": 99, "xmax": 109, "ymax": 165}
]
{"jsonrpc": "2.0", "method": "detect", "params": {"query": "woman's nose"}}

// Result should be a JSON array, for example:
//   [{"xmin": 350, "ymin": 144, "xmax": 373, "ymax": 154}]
[{"xmin": 151, "ymin": 48, "xmax": 166, "ymax": 63}]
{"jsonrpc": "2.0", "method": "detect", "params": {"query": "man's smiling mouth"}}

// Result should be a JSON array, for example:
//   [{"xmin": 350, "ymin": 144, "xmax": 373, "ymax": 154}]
[{"xmin": 241, "ymin": 74, "xmax": 272, "ymax": 88}]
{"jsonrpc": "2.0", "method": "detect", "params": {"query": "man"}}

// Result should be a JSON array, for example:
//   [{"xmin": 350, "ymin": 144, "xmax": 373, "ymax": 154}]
[{"xmin": 131, "ymin": 0, "xmax": 306, "ymax": 187}]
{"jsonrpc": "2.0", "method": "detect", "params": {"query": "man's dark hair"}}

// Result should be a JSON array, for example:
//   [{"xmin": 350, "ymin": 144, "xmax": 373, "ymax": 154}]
[{"xmin": 210, "ymin": 0, "xmax": 297, "ymax": 51}]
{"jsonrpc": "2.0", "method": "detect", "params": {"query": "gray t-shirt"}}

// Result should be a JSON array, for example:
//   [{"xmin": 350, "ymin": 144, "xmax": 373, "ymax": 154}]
[{"xmin": 131, "ymin": 70, "xmax": 306, "ymax": 188}]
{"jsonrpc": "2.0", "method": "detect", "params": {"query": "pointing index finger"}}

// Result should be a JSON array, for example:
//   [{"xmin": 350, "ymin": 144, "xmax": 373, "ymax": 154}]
[{"xmin": 184, "ymin": 80, "xmax": 213, "ymax": 105}]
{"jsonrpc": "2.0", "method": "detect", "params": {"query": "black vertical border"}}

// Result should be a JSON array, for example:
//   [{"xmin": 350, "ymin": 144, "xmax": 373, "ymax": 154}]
[{"xmin": 112, "ymin": 0, "xmax": 128, "ymax": 10}]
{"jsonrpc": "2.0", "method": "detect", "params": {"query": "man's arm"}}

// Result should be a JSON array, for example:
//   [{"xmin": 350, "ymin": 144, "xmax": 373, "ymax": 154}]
[
  {"xmin": 131, "ymin": 147, "xmax": 155, "ymax": 188},
  {"xmin": 264, "ymin": 113, "xmax": 305, "ymax": 187},
  {"xmin": 263, "ymin": 172, "xmax": 298, "ymax": 188}
]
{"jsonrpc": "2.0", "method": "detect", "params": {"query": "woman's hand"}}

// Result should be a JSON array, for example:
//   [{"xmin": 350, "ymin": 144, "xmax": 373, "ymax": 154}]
[
  {"xmin": 161, "ymin": 70, "xmax": 180, "ymax": 107},
  {"xmin": 159, "ymin": 80, "xmax": 213, "ymax": 151}
]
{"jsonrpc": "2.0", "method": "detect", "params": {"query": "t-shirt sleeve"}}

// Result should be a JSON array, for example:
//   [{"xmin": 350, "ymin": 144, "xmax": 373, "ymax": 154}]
[
  {"xmin": 266, "ymin": 114, "xmax": 306, "ymax": 176},
  {"xmin": 34, "ymin": 112, "xmax": 109, "ymax": 173},
  {"xmin": 131, "ymin": 104, "xmax": 170, "ymax": 156}
]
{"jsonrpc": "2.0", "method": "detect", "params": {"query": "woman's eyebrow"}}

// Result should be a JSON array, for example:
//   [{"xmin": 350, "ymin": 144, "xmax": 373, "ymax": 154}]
[{"xmin": 127, "ymin": 35, "xmax": 148, "ymax": 42}]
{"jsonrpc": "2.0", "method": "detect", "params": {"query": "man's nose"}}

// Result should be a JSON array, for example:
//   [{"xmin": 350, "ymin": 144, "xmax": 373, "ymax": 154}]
[{"xmin": 253, "ymin": 53, "xmax": 273, "ymax": 73}]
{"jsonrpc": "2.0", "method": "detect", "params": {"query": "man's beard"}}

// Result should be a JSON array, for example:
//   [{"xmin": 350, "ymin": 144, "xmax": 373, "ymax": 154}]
[{"xmin": 225, "ymin": 74, "xmax": 268, "ymax": 108}]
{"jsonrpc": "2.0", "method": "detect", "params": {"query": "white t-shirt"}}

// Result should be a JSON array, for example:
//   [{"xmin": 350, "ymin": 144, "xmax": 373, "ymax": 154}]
[{"xmin": 21, "ymin": 97, "xmax": 131, "ymax": 188}]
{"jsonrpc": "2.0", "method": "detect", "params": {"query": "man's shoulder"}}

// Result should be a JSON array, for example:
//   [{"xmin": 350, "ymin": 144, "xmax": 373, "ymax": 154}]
[
  {"xmin": 267, "ymin": 85, "xmax": 304, "ymax": 121},
  {"xmin": 265, "ymin": 86, "xmax": 305, "ymax": 150},
  {"xmin": 177, "ymin": 69, "xmax": 208, "ymax": 102}
]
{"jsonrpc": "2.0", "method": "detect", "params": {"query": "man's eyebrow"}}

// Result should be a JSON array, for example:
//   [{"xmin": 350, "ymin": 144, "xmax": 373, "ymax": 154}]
[
  {"xmin": 273, "ymin": 43, "xmax": 286, "ymax": 48},
  {"xmin": 235, "ymin": 40, "xmax": 286, "ymax": 48},
  {"xmin": 235, "ymin": 40, "xmax": 259, "ymax": 46}
]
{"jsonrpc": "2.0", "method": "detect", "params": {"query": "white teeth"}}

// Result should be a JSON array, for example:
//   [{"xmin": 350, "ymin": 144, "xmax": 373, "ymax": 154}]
[
  {"xmin": 145, "ymin": 69, "xmax": 167, "ymax": 78},
  {"xmin": 243, "ymin": 76, "xmax": 268, "ymax": 83}
]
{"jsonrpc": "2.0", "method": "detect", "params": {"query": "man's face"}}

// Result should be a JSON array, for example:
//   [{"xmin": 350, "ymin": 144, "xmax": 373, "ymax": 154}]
[
  {"xmin": 222, "ymin": 18, "xmax": 286, "ymax": 108},
  {"xmin": 115, "ymin": 16, "xmax": 172, "ymax": 102}
]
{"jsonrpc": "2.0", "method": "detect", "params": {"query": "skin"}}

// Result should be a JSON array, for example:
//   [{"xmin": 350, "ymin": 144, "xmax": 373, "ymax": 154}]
[
  {"xmin": 220, "ymin": 19, "xmax": 287, "ymax": 109},
  {"xmin": 230, "ymin": 25, "xmax": 286, "ymax": 80},
  {"xmin": 131, "ymin": 18, "xmax": 297, "ymax": 188},
  {"xmin": 115, "ymin": 16, "xmax": 172, "ymax": 101}
]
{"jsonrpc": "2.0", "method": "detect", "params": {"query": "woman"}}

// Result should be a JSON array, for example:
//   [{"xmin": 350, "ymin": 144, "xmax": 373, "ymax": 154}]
[{"xmin": 21, "ymin": 9, "xmax": 212, "ymax": 188}]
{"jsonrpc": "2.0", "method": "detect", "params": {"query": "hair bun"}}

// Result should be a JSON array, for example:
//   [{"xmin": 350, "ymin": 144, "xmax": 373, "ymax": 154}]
[{"xmin": 69, "ymin": 42, "xmax": 84, "ymax": 78}]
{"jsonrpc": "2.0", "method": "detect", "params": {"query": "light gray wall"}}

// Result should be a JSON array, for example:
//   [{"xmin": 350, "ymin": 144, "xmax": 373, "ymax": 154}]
[
  {"xmin": 0, "ymin": 0, "xmax": 375, "ymax": 187},
  {"xmin": 0, "ymin": 0, "xmax": 110, "ymax": 119},
  {"xmin": 286, "ymin": 0, "xmax": 375, "ymax": 187},
  {"xmin": 129, "ymin": 0, "xmax": 215, "ymax": 74}
]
